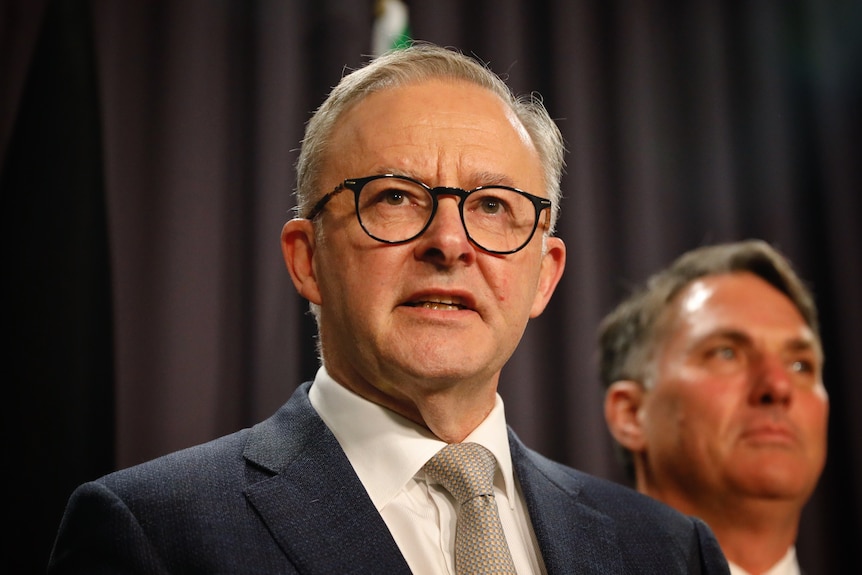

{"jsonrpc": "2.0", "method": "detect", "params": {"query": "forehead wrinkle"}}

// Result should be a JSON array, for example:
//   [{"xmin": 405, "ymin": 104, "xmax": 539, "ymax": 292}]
[
  {"xmin": 432, "ymin": 143, "xmax": 534, "ymax": 189},
  {"xmin": 335, "ymin": 80, "xmax": 542, "ymax": 195}
]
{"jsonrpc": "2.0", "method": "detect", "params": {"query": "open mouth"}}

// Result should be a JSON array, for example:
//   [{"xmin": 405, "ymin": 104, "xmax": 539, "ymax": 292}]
[{"xmin": 404, "ymin": 297, "xmax": 469, "ymax": 311}]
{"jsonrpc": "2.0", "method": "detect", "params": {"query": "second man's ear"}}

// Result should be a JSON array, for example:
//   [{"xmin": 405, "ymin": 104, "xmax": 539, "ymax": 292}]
[{"xmin": 604, "ymin": 380, "xmax": 647, "ymax": 452}]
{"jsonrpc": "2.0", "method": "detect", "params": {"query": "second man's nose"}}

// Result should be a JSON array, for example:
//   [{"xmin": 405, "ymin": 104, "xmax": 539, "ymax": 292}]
[{"xmin": 750, "ymin": 355, "xmax": 793, "ymax": 407}]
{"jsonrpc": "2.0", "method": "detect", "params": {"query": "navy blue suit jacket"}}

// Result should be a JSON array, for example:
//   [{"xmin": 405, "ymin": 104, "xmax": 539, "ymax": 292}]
[{"xmin": 49, "ymin": 382, "xmax": 729, "ymax": 574}]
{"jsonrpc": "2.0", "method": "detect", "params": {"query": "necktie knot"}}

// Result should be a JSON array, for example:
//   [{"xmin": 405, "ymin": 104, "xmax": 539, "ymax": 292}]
[{"xmin": 424, "ymin": 442, "xmax": 497, "ymax": 503}]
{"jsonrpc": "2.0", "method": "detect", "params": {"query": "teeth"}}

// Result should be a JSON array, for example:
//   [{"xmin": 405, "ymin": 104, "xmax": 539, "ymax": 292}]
[
  {"xmin": 409, "ymin": 296, "xmax": 466, "ymax": 310},
  {"xmin": 431, "ymin": 296, "xmax": 461, "ymax": 305},
  {"xmin": 419, "ymin": 301, "xmax": 462, "ymax": 310}
]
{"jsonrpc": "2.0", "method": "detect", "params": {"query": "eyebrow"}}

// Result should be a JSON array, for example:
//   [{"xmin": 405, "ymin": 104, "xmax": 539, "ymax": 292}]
[
  {"xmin": 365, "ymin": 168, "xmax": 521, "ymax": 190},
  {"xmin": 368, "ymin": 167, "xmax": 412, "ymax": 178},
  {"xmin": 693, "ymin": 329, "xmax": 751, "ymax": 349},
  {"xmin": 785, "ymin": 337, "xmax": 823, "ymax": 357},
  {"xmin": 470, "ymin": 170, "xmax": 518, "ymax": 188}
]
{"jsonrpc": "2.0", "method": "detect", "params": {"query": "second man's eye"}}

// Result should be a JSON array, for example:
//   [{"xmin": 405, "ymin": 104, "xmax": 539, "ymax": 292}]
[
  {"xmin": 790, "ymin": 359, "xmax": 815, "ymax": 374},
  {"xmin": 718, "ymin": 347, "xmax": 736, "ymax": 360},
  {"xmin": 707, "ymin": 346, "xmax": 737, "ymax": 361}
]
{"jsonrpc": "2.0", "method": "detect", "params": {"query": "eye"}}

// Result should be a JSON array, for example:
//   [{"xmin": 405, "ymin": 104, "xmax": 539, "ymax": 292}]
[
  {"xmin": 467, "ymin": 189, "xmax": 515, "ymax": 217},
  {"xmin": 380, "ymin": 188, "xmax": 408, "ymax": 206},
  {"xmin": 790, "ymin": 359, "xmax": 815, "ymax": 374},
  {"xmin": 700, "ymin": 342, "xmax": 748, "ymax": 374},
  {"xmin": 362, "ymin": 181, "xmax": 428, "ymax": 210},
  {"xmin": 477, "ymin": 196, "xmax": 504, "ymax": 215},
  {"xmin": 708, "ymin": 346, "xmax": 737, "ymax": 361}
]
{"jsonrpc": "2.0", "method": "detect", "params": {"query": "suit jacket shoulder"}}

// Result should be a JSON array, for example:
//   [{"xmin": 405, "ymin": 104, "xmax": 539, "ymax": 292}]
[
  {"xmin": 49, "ymin": 382, "xmax": 411, "ymax": 575},
  {"xmin": 509, "ymin": 432, "xmax": 729, "ymax": 574}
]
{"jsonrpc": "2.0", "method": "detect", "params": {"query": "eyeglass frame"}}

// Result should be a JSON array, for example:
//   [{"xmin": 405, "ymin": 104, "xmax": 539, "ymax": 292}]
[{"xmin": 303, "ymin": 174, "xmax": 553, "ymax": 255}]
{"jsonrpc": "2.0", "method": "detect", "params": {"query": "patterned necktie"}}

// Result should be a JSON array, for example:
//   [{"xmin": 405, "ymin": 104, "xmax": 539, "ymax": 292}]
[{"xmin": 424, "ymin": 442, "xmax": 518, "ymax": 575}]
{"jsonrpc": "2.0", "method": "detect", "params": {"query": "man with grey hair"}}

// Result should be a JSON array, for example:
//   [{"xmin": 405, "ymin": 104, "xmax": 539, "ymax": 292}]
[
  {"xmin": 49, "ymin": 43, "xmax": 729, "ymax": 574},
  {"xmin": 601, "ymin": 239, "xmax": 828, "ymax": 575}
]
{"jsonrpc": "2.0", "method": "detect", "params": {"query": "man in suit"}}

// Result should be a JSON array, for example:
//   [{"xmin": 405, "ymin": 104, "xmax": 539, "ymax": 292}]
[
  {"xmin": 49, "ymin": 43, "xmax": 730, "ymax": 574},
  {"xmin": 601, "ymin": 240, "xmax": 829, "ymax": 575}
]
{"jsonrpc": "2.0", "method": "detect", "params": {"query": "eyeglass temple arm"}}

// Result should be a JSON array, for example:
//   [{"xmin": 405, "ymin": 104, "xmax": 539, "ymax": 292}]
[{"xmin": 304, "ymin": 183, "xmax": 347, "ymax": 220}]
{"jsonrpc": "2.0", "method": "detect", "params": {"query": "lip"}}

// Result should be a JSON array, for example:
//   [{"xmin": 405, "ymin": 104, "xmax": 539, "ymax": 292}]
[
  {"xmin": 400, "ymin": 289, "xmax": 478, "ymax": 312},
  {"xmin": 739, "ymin": 423, "xmax": 798, "ymax": 446}
]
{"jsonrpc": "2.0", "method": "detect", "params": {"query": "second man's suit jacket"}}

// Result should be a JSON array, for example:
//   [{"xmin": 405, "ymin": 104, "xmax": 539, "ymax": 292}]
[{"xmin": 48, "ymin": 382, "xmax": 730, "ymax": 574}]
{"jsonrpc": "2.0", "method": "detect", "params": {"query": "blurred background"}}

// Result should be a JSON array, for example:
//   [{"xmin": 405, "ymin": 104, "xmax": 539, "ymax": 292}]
[{"xmin": 3, "ymin": 0, "xmax": 860, "ymax": 572}]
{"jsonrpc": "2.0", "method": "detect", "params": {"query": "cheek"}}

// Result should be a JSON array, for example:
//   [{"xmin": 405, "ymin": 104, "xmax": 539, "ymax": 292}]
[
  {"xmin": 642, "ymin": 396, "xmax": 710, "ymax": 469},
  {"xmin": 493, "ymin": 274, "xmax": 510, "ymax": 303},
  {"xmin": 489, "ymin": 270, "xmax": 540, "ymax": 329},
  {"xmin": 643, "ymin": 382, "xmax": 726, "ymax": 444},
  {"xmin": 799, "ymin": 390, "xmax": 830, "ymax": 445},
  {"xmin": 486, "ymin": 257, "xmax": 541, "ymax": 307},
  {"xmin": 478, "ymin": 259, "xmax": 513, "ymax": 305},
  {"xmin": 640, "ymin": 389, "xmax": 681, "ymax": 447},
  {"xmin": 317, "ymin": 240, "xmax": 397, "ymax": 309}
]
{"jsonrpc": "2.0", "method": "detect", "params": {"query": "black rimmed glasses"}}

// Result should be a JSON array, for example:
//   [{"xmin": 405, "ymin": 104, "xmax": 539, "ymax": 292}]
[{"xmin": 304, "ymin": 174, "xmax": 552, "ymax": 255}]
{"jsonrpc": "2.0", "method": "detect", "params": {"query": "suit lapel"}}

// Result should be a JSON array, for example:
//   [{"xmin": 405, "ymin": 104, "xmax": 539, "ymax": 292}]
[
  {"xmin": 243, "ymin": 383, "xmax": 412, "ymax": 575},
  {"xmin": 240, "ymin": 386, "xmax": 624, "ymax": 574},
  {"xmin": 510, "ymin": 433, "xmax": 625, "ymax": 574}
]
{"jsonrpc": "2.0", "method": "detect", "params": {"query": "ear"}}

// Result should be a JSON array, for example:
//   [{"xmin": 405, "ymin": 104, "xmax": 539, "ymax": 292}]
[
  {"xmin": 604, "ymin": 380, "xmax": 647, "ymax": 452},
  {"xmin": 281, "ymin": 218, "xmax": 323, "ymax": 305},
  {"xmin": 529, "ymin": 236, "xmax": 566, "ymax": 318}
]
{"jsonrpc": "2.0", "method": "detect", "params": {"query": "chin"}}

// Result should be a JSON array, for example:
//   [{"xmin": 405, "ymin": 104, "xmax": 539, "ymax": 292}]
[
  {"xmin": 733, "ymin": 466, "xmax": 817, "ymax": 500},
  {"xmin": 416, "ymin": 363, "xmax": 486, "ymax": 384}
]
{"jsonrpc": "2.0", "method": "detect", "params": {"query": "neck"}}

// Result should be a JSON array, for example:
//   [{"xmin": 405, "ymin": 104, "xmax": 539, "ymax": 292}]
[
  {"xmin": 639, "ymin": 484, "xmax": 799, "ymax": 574},
  {"xmin": 710, "ymin": 515, "xmax": 795, "ymax": 574},
  {"xmin": 326, "ymin": 361, "xmax": 499, "ymax": 443},
  {"xmin": 412, "ymin": 388, "xmax": 497, "ymax": 442}
]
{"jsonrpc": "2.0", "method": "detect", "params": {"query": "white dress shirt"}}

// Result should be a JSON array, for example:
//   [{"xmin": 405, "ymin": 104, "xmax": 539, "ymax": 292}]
[
  {"xmin": 308, "ymin": 366, "xmax": 546, "ymax": 575},
  {"xmin": 728, "ymin": 546, "xmax": 801, "ymax": 575}
]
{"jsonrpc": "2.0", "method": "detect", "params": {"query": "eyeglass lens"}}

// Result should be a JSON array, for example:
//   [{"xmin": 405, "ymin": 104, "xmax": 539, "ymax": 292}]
[{"xmin": 355, "ymin": 176, "xmax": 540, "ymax": 253}]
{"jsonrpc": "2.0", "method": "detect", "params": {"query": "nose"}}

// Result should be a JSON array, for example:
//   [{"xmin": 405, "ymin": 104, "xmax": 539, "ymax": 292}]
[
  {"xmin": 749, "ymin": 354, "xmax": 793, "ymax": 408},
  {"xmin": 414, "ymin": 195, "xmax": 476, "ymax": 265}
]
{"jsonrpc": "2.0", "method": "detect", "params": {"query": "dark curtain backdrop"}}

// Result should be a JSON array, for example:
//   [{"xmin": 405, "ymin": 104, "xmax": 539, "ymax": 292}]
[{"xmin": 3, "ymin": 1, "xmax": 860, "ymax": 573}]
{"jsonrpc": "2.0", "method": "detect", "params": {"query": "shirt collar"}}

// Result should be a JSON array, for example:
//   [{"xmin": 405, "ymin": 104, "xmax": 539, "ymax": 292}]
[
  {"xmin": 728, "ymin": 546, "xmax": 800, "ymax": 575},
  {"xmin": 308, "ymin": 366, "xmax": 516, "ymax": 511}
]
